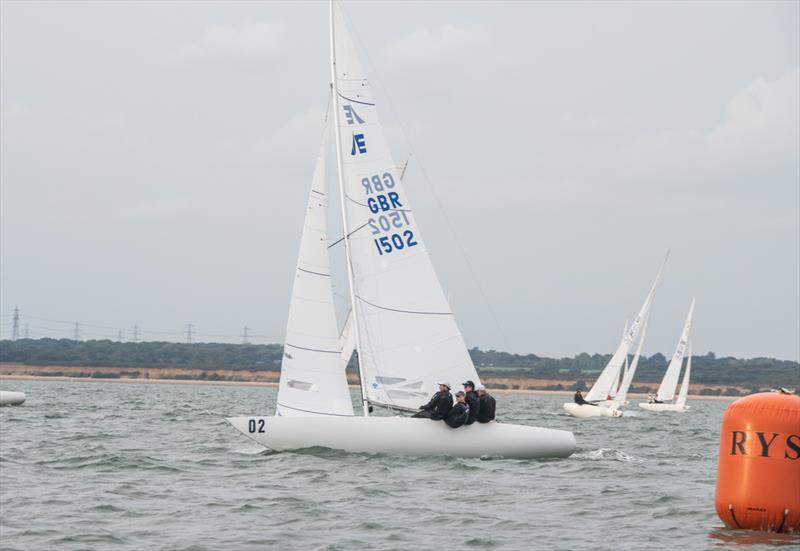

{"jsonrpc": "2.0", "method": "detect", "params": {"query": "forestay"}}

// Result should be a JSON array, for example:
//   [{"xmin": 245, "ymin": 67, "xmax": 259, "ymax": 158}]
[
  {"xmin": 585, "ymin": 258, "xmax": 666, "ymax": 403},
  {"xmin": 656, "ymin": 298, "xmax": 696, "ymax": 402},
  {"xmin": 276, "ymin": 126, "xmax": 355, "ymax": 417},
  {"xmin": 331, "ymin": 5, "xmax": 479, "ymax": 411}
]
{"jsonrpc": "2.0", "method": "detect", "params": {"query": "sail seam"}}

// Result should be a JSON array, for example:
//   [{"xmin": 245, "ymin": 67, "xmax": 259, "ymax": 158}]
[
  {"xmin": 356, "ymin": 295, "xmax": 452, "ymax": 316},
  {"xmin": 337, "ymin": 92, "xmax": 374, "ymax": 106},
  {"xmin": 285, "ymin": 342, "xmax": 340, "ymax": 354},
  {"xmin": 297, "ymin": 267, "xmax": 331, "ymax": 277}
]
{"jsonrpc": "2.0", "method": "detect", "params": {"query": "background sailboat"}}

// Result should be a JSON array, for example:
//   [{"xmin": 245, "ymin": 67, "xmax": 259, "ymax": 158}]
[
  {"xmin": 563, "ymin": 254, "xmax": 666, "ymax": 418},
  {"xmin": 639, "ymin": 298, "xmax": 695, "ymax": 412}
]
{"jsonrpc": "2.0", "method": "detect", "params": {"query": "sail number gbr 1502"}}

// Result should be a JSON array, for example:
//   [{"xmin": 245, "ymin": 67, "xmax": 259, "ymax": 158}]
[{"xmin": 362, "ymin": 171, "xmax": 418, "ymax": 256}]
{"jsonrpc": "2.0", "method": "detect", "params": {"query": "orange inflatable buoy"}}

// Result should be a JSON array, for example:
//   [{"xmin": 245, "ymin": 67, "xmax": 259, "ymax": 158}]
[{"xmin": 715, "ymin": 390, "xmax": 800, "ymax": 532}]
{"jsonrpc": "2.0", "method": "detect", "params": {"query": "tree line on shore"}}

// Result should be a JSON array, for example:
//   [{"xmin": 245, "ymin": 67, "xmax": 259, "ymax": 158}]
[{"xmin": 0, "ymin": 338, "xmax": 797, "ymax": 389}]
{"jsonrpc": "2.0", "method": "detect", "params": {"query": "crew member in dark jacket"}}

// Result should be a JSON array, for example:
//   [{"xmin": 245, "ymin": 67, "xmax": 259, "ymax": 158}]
[
  {"xmin": 476, "ymin": 384, "xmax": 496, "ymax": 423},
  {"xmin": 444, "ymin": 391, "xmax": 470, "ymax": 428},
  {"xmin": 574, "ymin": 390, "xmax": 596, "ymax": 406},
  {"xmin": 462, "ymin": 380, "xmax": 480, "ymax": 425},
  {"xmin": 413, "ymin": 382, "xmax": 453, "ymax": 420}
]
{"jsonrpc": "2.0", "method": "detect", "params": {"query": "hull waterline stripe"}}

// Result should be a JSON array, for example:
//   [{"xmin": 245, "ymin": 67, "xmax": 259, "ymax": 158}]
[
  {"xmin": 285, "ymin": 342, "xmax": 340, "ymax": 354},
  {"xmin": 276, "ymin": 402, "xmax": 354, "ymax": 417},
  {"xmin": 356, "ymin": 295, "xmax": 453, "ymax": 316}
]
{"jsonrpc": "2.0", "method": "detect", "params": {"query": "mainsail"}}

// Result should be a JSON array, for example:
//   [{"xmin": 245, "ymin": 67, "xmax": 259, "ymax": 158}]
[
  {"xmin": 676, "ymin": 339, "xmax": 691, "ymax": 407},
  {"xmin": 656, "ymin": 298, "xmax": 696, "ymax": 402},
  {"xmin": 613, "ymin": 310, "xmax": 650, "ymax": 406},
  {"xmin": 585, "ymin": 256, "xmax": 667, "ymax": 403},
  {"xmin": 276, "ymin": 125, "xmax": 355, "ymax": 417},
  {"xmin": 330, "ymin": 4, "xmax": 480, "ymax": 411}
]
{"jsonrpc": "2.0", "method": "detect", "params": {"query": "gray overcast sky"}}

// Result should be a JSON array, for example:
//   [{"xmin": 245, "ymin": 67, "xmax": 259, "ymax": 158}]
[{"xmin": 1, "ymin": 1, "xmax": 798, "ymax": 360}]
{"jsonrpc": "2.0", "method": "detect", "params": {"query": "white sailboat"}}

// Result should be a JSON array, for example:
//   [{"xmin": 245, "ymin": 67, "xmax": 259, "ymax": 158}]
[
  {"xmin": 0, "ymin": 390, "xmax": 26, "ymax": 406},
  {"xmin": 228, "ymin": 1, "xmax": 575, "ymax": 458},
  {"xmin": 639, "ymin": 298, "xmax": 695, "ymax": 412},
  {"xmin": 563, "ymin": 254, "xmax": 666, "ymax": 418}
]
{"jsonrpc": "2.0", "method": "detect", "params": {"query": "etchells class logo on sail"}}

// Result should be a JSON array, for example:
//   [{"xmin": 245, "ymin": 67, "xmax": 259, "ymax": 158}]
[
  {"xmin": 344, "ymin": 103, "xmax": 367, "ymax": 155},
  {"xmin": 351, "ymin": 133, "xmax": 367, "ymax": 155},
  {"xmin": 343, "ymin": 104, "xmax": 364, "ymax": 125}
]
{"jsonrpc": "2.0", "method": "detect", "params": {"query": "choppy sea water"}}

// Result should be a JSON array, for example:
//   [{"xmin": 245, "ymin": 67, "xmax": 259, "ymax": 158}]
[{"xmin": 1, "ymin": 380, "xmax": 798, "ymax": 551}]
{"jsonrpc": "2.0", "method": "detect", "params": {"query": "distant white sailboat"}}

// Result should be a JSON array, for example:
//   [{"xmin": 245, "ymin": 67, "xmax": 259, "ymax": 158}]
[
  {"xmin": 0, "ymin": 390, "xmax": 26, "ymax": 406},
  {"xmin": 563, "ymin": 254, "xmax": 666, "ymax": 418},
  {"xmin": 228, "ymin": 0, "xmax": 575, "ymax": 458},
  {"xmin": 639, "ymin": 298, "xmax": 695, "ymax": 412}
]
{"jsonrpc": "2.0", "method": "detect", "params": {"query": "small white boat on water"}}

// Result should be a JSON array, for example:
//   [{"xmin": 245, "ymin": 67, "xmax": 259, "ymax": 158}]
[
  {"xmin": 228, "ymin": 0, "xmax": 575, "ymax": 459},
  {"xmin": 0, "ymin": 391, "xmax": 26, "ymax": 406},
  {"xmin": 639, "ymin": 299, "xmax": 695, "ymax": 413},
  {"xmin": 563, "ymin": 255, "xmax": 665, "ymax": 419}
]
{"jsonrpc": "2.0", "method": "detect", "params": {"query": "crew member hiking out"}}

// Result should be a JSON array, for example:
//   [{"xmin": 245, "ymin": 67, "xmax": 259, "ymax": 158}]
[
  {"xmin": 573, "ymin": 390, "xmax": 596, "ymax": 406},
  {"xmin": 462, "ymin": 380, "xmax": 480, "ymax": 425},
  {"xmin": 476, "ymin": 383, "xmax": 496, "ymax": 423},
  {"xmin": 444, "ymin": 391, "xmax": 470, "ymax": 428},
  {"xmin": 413, "ymin": 382, "xmax": 453, "ymax": 420}
]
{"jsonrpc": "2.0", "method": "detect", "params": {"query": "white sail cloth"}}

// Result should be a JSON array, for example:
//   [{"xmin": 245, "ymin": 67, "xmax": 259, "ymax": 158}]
[
  {"xmin": 676, "ymin": 339, "xmax": 692, "ymax": 406},
  {"xmin": 276, "ymin": 128, "xmax": 355, "ymax": 417},
  {"xmin": 656, "ymin": 298, "xmax": 696, "ymax": 402},
  {"xmin": 613, "ymin": 311, "xmax": 650, "ymax": 407},
  {"xmin": 331, "ymin": 6, "xmax": 480, "ymax": 410}
]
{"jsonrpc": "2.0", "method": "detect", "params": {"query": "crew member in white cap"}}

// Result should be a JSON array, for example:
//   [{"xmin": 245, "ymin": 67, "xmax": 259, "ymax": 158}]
[
  {"xmin": 412, "ymin": 382, "xmax": 453, "ymax": 420},
  {"xmin": 475, "ymin": 383, "xmax": 496, "ymax": 423}
]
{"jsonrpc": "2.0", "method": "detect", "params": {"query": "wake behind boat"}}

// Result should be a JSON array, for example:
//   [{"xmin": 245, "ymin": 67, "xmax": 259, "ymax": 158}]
[{"xmin": 227, "ymin": 0, "xmax": 575, "ymax": 460}]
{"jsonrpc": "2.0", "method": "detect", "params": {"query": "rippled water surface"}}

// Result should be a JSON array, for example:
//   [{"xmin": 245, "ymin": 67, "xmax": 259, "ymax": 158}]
[{"xmin": 1, "ymin": 380, "xmax": 798, "ymax": 550}]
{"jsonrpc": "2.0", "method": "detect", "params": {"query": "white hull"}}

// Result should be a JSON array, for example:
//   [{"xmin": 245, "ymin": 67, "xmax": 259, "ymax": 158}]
[
  {"xmin": 638, "ymin": 402, "xmax": 689, "ymax": 412},
  {"xmin": 227, "ymin": 416, "xmax": 576, "ymax": 459},
  {"xmin": 0, "ymin": 391, "xmax": 26, "ymax": 406},
  {"xmin": 562, "ymin": 403, "xmax": 622, "ymax": 418}
]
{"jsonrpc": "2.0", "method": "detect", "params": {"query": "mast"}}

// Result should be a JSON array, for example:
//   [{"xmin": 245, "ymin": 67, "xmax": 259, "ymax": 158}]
[{"xmin": 329, "ymin": 0, "xmax": 369, "ymax": 417}]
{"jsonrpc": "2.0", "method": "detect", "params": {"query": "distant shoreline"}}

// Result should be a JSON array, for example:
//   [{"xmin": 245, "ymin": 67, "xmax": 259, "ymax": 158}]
[{"xmin": 0, "ymin": 374, "xmax": 741, "ymax": 401}]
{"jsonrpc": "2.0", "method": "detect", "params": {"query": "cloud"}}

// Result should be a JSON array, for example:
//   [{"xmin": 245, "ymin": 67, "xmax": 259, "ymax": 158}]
[
  {"xmin": 252, "ymin": 108, "xmax": 326, "ymax": 163},
  {"xmin": 612, "ymin": 68, "xmax": 800, "ymax": 177},
  {"xmin": 178, "ymin": 18, "xmax": 287, "ymax": 65},
  {"xmin": 707, "ymin": 67, "xmax": 800, "ymax": 163},
  {"xmin": 383, "ymin": 24, "xmax": 490, "ymax": 66}
]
